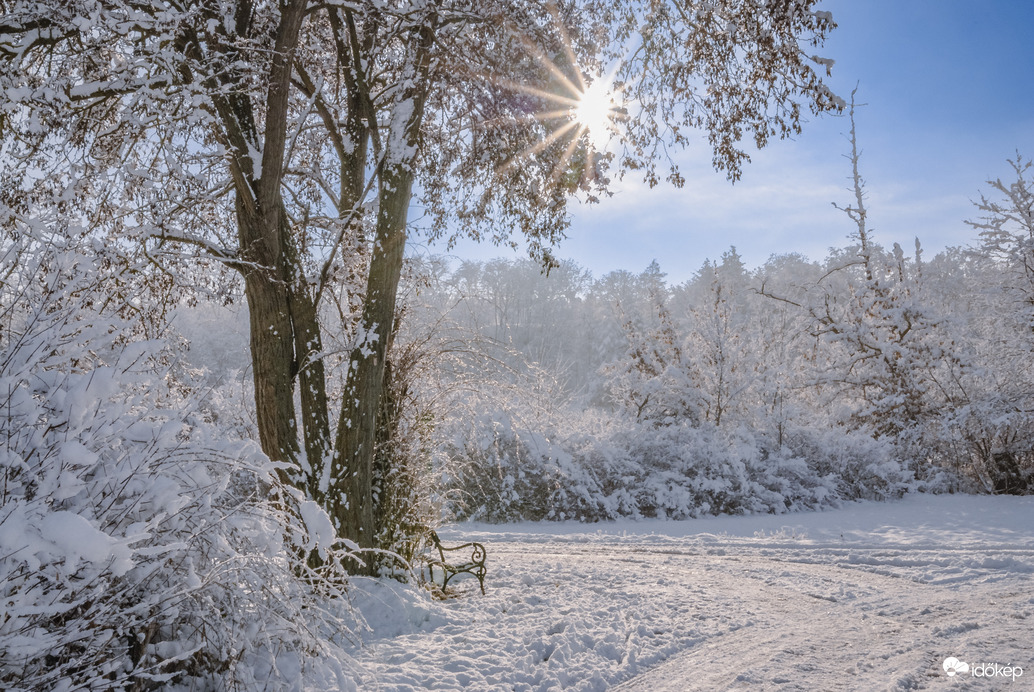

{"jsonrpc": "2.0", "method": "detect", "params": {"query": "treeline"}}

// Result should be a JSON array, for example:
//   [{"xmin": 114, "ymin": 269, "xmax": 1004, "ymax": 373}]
[{"xmin": 385, "ymin": 159, "xmax": 1034, "ymax": 521}]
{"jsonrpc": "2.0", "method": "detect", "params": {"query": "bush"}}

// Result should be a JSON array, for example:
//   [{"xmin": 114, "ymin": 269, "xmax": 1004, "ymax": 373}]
[
  {"xmin": 0, "ymin": 243, "xmax": 359, "ymax": 691},
  {"xmin": 923, "ymin": 404, "xmax": 1034, "ymax": 495},
  {"xmin": 445, "ymin": 410, "xmax": 612, "ymax": 522},
  {"xmin": 444, "ymin": 409, "xmax": 918, "ymax": 523}
]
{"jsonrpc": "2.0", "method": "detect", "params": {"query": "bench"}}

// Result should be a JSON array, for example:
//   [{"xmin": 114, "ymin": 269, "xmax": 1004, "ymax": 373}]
[{"xmin": 423, "ymin": 530, "xmax": 487, "ymax": 595}]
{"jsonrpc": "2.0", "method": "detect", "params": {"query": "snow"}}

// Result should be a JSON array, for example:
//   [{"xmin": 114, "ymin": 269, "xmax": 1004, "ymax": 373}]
[
  {"xmin": 346, "ymin": 494, "xmax": 1033, "ymax": 689},
  {"xmin": 0, "ymin": 505, "xmax": 136, "ymax": 578},
  {"xmin": 38, "ymin": 510, "xmax": 135, "ymax": 577},
  {"xmin": 299, "ymin": 498, "xmax": 338, "ymax": 560}
]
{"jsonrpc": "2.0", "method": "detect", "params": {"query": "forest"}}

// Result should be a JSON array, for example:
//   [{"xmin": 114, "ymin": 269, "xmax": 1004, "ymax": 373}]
[
  {"xmin": 1, "ymin": 0, "xmax": 1031, "ymax": 689},
  {"xmin": 293, "ymin": 155, "xmax": 1034, "ymax": 527}
]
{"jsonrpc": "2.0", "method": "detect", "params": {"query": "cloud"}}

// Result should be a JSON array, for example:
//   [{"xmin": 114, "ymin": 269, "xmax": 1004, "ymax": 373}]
[
  {"xmin": 563, "ymin": 142, "xmax": 853, "ymax": 281},
  {"xmin": 559, "ymin": 117, "xmax": 992, "ymax": 282}
]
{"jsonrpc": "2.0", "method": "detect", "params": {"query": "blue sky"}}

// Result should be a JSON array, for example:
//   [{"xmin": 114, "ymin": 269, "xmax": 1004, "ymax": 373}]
[{"xmin": 437, "ymin": 1, "xmax": 1034, "ymax": 284}]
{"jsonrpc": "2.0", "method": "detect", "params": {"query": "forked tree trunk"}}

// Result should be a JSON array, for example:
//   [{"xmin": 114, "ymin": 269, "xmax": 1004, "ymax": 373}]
[
  {"xmin": 327, "ymin": 16, "xmax": 436, "ymax": 569},
  {"xmin": 240, "ymin": 199, "xmax": 332, "ymax": 494},
  {"xmin": 235, "ymin": 6, "xmax": 435, "ymax": 573},
  {"xmin": 232, "ymin": 0, "xmax": 325, "ymax": 487}
]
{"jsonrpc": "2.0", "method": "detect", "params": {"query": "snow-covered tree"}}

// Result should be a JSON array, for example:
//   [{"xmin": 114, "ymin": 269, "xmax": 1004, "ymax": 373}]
[
  {"xmin": 0, "ymin": 0, "xmax": 842, "ymax": 555},
  {"xmin": 682, "ymin": 250, "xmax": 758, "ymax": 427},
  {"xmin": 759, "ymin": 101, "xmax": 963, "ymax": 440},
  {"xmin": 606, "ymin": 261, "xmax": 706, "ymax": 424},
  {"xmin": 969, "ymin": 156, "xmax": 1034, "ymax": 334},
  {"xmin": 941, "ymin": 156, "xmax": 1034, "ymax": 493}
]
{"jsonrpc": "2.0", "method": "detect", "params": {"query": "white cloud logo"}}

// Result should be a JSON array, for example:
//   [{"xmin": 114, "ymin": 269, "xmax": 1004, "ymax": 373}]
[{"xmin": 943, "ymin": 657, "xmax": 970, "ymax": 677}]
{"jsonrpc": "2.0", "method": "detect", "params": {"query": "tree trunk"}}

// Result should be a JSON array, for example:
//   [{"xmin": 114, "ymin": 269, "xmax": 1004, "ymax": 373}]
[
  {"xmin": 328, "ymin": 14, "xmax": 436, "ymax": 568},
  {"xmin": 239, "ymin": 204, "xmax": 301, "ymax": 477},
  {"xmin": 280, "ymin": 211, "xmax": 332, "ymax": 501},
  {"xmin": 331, "ymin": 166, "xmax": 414, "ymax": 557},
  {"xmin": 230, "ymin": 0, "xmax": 314, "ymax": 482}
]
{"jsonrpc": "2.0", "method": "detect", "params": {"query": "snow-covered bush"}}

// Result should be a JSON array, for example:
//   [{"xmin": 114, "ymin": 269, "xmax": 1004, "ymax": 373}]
[
  {"xmin": 623, "ymin": 423, "xmax": 759, "ymax": 518},
  {"xmin": 779, "ymin": 426, "xmax": 915, "ymax": 501},
  {"xmin": 445, "ymin": 406, "xmax": 917, "ymax": 523},
  {"xmin": 922, "ymin": 403, "xmax": 1034, "ymax": 495},
  {"xmin": 0, "ymin": 243, "xmax": 358, "ymax": 691},
  {"xmin": 445, "ymin": 409, "xmax": 615, "ymax": 522}
]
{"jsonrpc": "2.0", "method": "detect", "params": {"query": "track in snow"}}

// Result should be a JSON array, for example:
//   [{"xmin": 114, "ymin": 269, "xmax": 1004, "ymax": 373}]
[{"xmin": 349, "ymin": 495, "xmax": 1034, "ymax": 691}]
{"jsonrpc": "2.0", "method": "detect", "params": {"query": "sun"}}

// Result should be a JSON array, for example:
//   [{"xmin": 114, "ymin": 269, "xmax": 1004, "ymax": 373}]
[
  {"xmin": 573, "ymin": 78, "xmax": 619, "ymax": 149},
  {"xmin": 488, "ymin": 12, "xmax": 628, "ymax": 192}
]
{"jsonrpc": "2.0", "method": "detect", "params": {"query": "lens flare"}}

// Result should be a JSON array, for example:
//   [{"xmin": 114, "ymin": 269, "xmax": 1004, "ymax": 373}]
[
  {"xmin": 574, "ymin": 78, "xmax": 619, "ymax": 149},
  {"xmin": 487, "ymin": 10, "xmax": 629, "ymax": 197}
]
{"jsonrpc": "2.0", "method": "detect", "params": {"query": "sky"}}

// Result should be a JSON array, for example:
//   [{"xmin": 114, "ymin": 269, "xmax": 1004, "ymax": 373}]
[{"xmin": 434, "ymin": 0, "xmax": 1034, "ymax": 284}]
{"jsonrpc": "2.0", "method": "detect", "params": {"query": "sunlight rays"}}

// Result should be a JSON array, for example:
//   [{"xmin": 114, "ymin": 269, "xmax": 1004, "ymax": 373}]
[{"xmin": 490, "ymin": 13, "xmax": 628, "ymax": 195}]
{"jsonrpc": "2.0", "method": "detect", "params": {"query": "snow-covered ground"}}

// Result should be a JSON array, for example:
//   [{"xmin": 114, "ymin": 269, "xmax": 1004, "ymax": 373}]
[{"xmin": 345, "ymin": 495, "xmax": 1034, "ymax": 691}]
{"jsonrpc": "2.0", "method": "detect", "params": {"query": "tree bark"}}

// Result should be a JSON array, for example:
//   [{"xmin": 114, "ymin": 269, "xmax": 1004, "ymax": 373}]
[
  {"xmin": 281, "ymin": 213, "xmax": 332, "ymax": 500},
  {"xmin": 233, "ymin": 0, "xmax": 312, "ymax": 478},
  {"xmin": 332, "ymin": 166, "xmax": 414, "ymax": 553},
  {"xmin": 239, "ymin": 204, "xmax": 301, "ymax": 476}
]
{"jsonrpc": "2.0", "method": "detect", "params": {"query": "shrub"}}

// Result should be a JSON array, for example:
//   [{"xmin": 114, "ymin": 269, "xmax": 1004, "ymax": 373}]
[{"xmin": 0, "ymin": 243, "xmax": 359, "ymax": 691}]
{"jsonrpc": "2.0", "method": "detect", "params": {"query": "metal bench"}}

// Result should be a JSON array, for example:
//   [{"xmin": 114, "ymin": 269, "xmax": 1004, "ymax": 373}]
[{"xmin": 424, "ymin": 530, "xmax": 487, "ymax": 595}]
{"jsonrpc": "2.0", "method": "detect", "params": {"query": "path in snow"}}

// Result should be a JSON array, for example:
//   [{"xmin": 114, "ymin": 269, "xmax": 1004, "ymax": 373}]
[
  {"xmin": 607, "ymin": 542, "xmax": 1028, "ymax": 690},
  {"xmin": 348, "ymin": 495, "xmax": 1034, "ymax": 691}
]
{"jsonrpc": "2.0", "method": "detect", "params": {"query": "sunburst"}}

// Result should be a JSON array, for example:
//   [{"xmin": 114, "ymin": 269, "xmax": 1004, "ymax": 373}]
[
  {"xmin": 491, "ymin": 15, "xmax": 627, "ymax": 192},
  {"xmin": 573, "ymin": 75, "xmax": 622, "ymax": 149}
]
